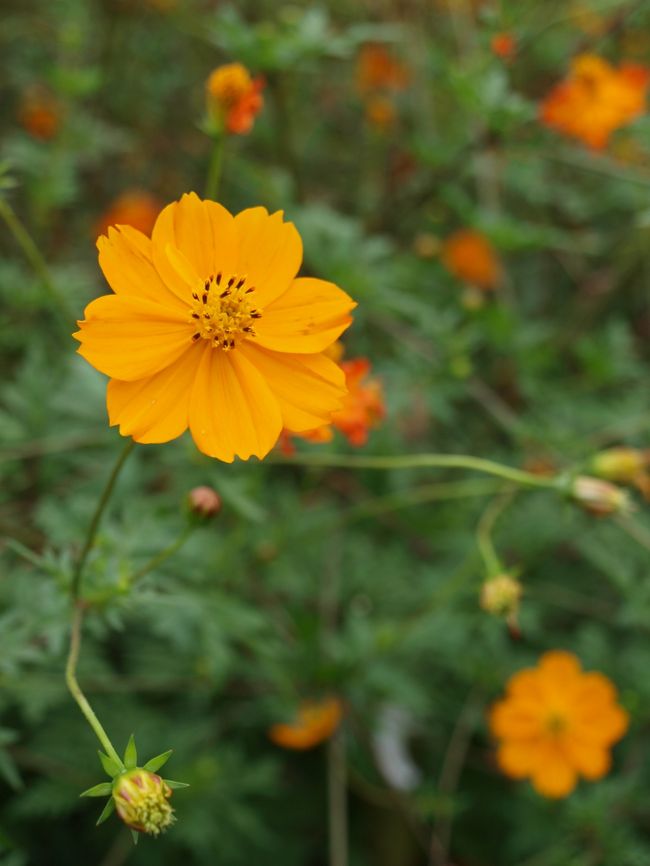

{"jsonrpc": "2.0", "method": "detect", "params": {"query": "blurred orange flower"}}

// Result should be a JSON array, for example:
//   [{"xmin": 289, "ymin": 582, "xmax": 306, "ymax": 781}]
[
  {"xmin": 282, "ymin": 356, "xmax": 385, "ymax": 451},
  {"xmin": 441, "ymin": 229, "xmax": 501, "ymax": 290},
  {"xmin": 356, "ymin": 44, "xmax": 409, "ymax": 94},
  {"xmin": 365, "ymin": 96, "xmax": 397, "ymax": 130},
  {"xmin": 269, "ymin": 698, "xmax": 343, "ymax": 750},
  {"xmin": 206, "ymin": 63, "xmax": 264, "ymax": 135},
  {"xmin": 491, "ymin": 32, "xmax": 516, "ymax": 60},
  {"xmin": 540, "ymin": 54, "xmax": 650, "ymax": 150},
  {"xmin": 18, "ymin": 88, "xmax": 60, "ymax": 140},
  {"xmin": 74, "ymin": 193, "xmax": 355, "ymax": 462},
  {"xmin": 490, "ymin": 651, "xmax": 628, "ymax": 798},
  {"xmin": 95, "ymin": 190, "xmax": 162, "ymax": 239}
]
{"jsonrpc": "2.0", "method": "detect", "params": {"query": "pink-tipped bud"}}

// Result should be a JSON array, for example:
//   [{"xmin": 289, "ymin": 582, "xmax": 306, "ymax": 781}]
[
  {"xmin": 571, "ymin": 475, "xmax": 631, "ymax": 517},
  {"xmin": 187, "ymin": 486, "xmax": 222, "ymax": 519},
  {"xmin": 113, "ymin": 769, "xmax": 174, "ymax": 836}
]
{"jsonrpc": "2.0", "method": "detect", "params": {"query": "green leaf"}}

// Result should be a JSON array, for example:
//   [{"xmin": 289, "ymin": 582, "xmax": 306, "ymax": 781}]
[
  {"xmin": 98, "ymin": 750, "xmax": 122, "ymax": 778},
  {"xmin": 123, "ymin": 734, "xmax": 137, "ymax": 770},
  {"xmin": 143, "ymin": 749, "xmax": 173, "ymax": 773},
  {"xmin": 80, "ymin": 782, "xmax": 113, "ymax": 798},
  {"xmin": 131, "ymin": 830, "xmax": 139, "ymax": 846},
  {"xmin": 96, "ymin": 797, "xmax": 115, "ymax": 826},
  {"xmin": 163, "ymin": 779, "xmax": 190, "ymax": 789}
]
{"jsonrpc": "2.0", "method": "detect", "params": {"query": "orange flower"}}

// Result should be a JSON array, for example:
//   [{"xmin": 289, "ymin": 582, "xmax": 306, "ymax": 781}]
[
  {"xmin": 491, "ymin": 32, "xmax": 516, "ymax": 60},
  {"xmin": 206, "ymin": 63, "xmax": 264, "ymax": 135},
  {"xmin": 441, "ymin": 229, "xmax": 501, "ymax": 290},
  {"xmin": 356, "ymin": 44, "xmax": 409, "ymax": 94},
  {"xmin": 18, "ymin": 88, "xmax": 60, "ymax": 140},
  {"xmin": 540, "ymin": 54, "xmax": 650, "ymax": 150},
  {"xmin": 490, "ymin": 651, "xmax": 628, "ymax": 798},
  {"xmin": 95, "ymin": 191, "xmax": 162, "ymax": 240},
  {"xmin": 365, "ymin": 96, "xmax": 397, "ymax": 130},
  {"xmin": 269, "ymin": 698, "xmax": 343, "ymax": 750},
  {"xmin": 286, "ymin": 357, "xmax": 385, "ymax": 449},
  {"xmin": 74, "ymin": 193, "xmax": 355, "ymax": 462}
]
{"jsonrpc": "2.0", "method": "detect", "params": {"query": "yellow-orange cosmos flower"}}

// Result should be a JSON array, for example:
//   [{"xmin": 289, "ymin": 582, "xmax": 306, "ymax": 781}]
[
  {"xmin": 490, "ymin": 651, "xmax": 628, "ymax": 798},
  {"xmin": 74, "ymin": 193, "xmax": 356, "ymax": 462},
  {"xmin": 269, "ymin": 698, "xmax": 343, "ymax": 750}
]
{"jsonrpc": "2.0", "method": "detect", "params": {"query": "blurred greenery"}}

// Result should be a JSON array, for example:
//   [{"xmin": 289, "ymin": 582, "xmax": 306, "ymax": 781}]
[{"xmin": 2, "ymin": 0, "xmax": 650, "ymax": 864}]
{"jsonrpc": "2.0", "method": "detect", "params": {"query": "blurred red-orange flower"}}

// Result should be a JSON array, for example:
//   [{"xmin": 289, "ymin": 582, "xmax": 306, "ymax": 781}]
[
  {"xmin": 540, "ymin": 54, "xmax": 650, "ymax": 150},
  {"xmin": 356, "ymin": 44, "xmax": 409, "ymax": 94},
  {"xmin": 95, "ymin": 190, "xmax": 162, "ymax": 239},
  {"xmin": 490, "ymin": 650, "xmax": 628, "ymax": 798},
  {"xmin": 18, "ymin": 89, "xmax": 60, "ymax": 140},
  {"xmin": 269, "ymin": 698, "xmax": 343, "ymax": 750},
  {"xmin": 206, "ymin": 63, "xmax": 264, "ymax": 135},
  {"xmin": 441, "ymin": 229, "xmax": 501, "ymax": 290},
  {"xmin": 491, "ymin": 32, "xmax": 516, "ymax": 60}
]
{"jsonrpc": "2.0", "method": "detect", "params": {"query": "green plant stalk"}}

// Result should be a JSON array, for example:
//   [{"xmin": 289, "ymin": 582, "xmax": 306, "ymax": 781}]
[
  {"xmin": 128, "ymin": 523, "xmax": 195, "ymax": 587},
  {"xmin": 205, "ymin": 134, "xmax": 225, "ymax": 200},
  {"xmin": 65, "ymin": 604, "xmax": 124, "ymax": 768},
  {"xmin": 476, "ymin": 492, "xmax": 515, "ymax": 576},
  {"xmin": 0, "ymin": 196, "xmax": 74, "ymax": 321},
  {"xmin": 327, "ymin": 731, "xmax": 348, "ymax": 866},
  {"xmin": 276, "ymin": 452, "xmax": 561, "ymax": 490},
  {"xmin": 71, "ymin": 439, "xmax": 135, "ymax": 601}
]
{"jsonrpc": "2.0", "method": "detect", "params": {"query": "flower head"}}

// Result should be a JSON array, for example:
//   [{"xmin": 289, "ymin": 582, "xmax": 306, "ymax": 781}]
[
  {"xmin": 206, "ymin": 63, "xmax": 264, "ymax": 134},
  {"xmin": 18, "ymin": 88, "xmax": 60, "ymax": 140},
  {"xmin": 269, "ymin": 697, "xmax": 343, "ymax": 750},
  {"xmin": 480, "ymin": 573, "xmax": 522, "ymax": 626},
  {"xmin": 74, "ymin": 193, "xmax": 355, "ymax": 462},
  {"xmin": 187, "ymin": 485, "xmax": 222, "ymax": 518},
  {"xmin": 95, "ymin": 190, "xmax": 162, "ymax": 239},
  {"xmin": 441, "ymin": 229, "xmax": 501, "ymax": 290},
  {"xmin": 113, "ymin": 769, "xmax": 174, "ymax": 835},
  {"xmin": 540, "ymin": 54, "xmax": 649, "ymax": 150},
  {"xmin": 490, "ymin": 651, "xmax": 628, "ymax": 798},
  {"xmin": 570, "ymin": 475, "xmax": 631, "ymax": 516},
  {"xmin": 356, "ymin": 44, "xmax": 409, "ymax": 94},
  {"xmin": 491, "ymin": 32, "xmax": 516, "ymax": 60}
]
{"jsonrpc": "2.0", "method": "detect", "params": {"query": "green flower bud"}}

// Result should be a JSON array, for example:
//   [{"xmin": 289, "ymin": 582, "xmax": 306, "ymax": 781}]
[{"xmin": 113, "ymin": 769, "xmax": 175, "ymax": 836}]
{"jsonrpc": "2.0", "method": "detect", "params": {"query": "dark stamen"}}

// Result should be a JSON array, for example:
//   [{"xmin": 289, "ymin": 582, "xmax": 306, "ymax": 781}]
[
  {"xmin": 236, "ymin": 277, "xmax": 246, "ymax": 289},
  {"xmin": 192, "ymin": 333, "xmax": 200, "ymax": 341},
  {"xmin": 202, "ymin": 293, "xmax": 208, "ymax": 304},
  {"xmin": 192, "ymin": 313, "xmax": 200, "ymax": 319}
]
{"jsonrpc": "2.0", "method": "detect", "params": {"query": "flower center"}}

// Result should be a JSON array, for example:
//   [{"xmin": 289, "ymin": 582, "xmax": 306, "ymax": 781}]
[
  {"xmin": 189, "ymin": 273, "xmax": 261, "ymax": 351},
  {"xmin": 545, "ymin": 712, "xmax": 567, "ymax": 735}
]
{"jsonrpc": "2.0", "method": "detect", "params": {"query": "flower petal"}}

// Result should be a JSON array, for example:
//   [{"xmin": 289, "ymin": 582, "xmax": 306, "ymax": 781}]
[
  {"xmin": 254, "ymin": 277, "xmax": 355, "ymax": 353},
  {"xmin": 496, "ymin": 740, "xmax": 539, "ymax": 779},
  {"xmin": 233, "ymin": 208, "xmax": 302, "ymax": 308},
  {"xmin": 564, "ymin": 737, "xmax": 611, "ymax": 781},
  {"xmin": 489, "ymin": 699, "xmax": 544, "ymax": 740},
  {"xmin": 97, "ymin": 227, "xmax": 187, "ymax": 312},
  {"xmin": 106, "ymin": 343, "xmax": 203, "ymax": 443},
  {"xmin": 240, "ymin": 343, "xmax": 346, "ymax": 431},
  {"xmin": 189, "ymin": 347, "xmax": 282, "ymax": 462},
  {"xmin": 151, "ymin": 193, "xmax": 238, "ymax": 300},
  {"xmin": 74, "ymin": 294, "xmax": 193, "ymax": 381},
  {"xmin": 530, "ymin": 741, "xmax": 577, "ymax": 798}
]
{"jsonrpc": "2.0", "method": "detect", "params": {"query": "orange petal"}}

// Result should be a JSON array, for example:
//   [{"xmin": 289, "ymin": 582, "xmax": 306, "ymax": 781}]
[
  {"xmin": 74, "ymin": 294, "xmax": 193, "ymax": 381},
  {"xmin": 255, "ymin": 277, "xmax": 355, "ymax": 353},
  {"xmin": 574, "ymin": 704, "xmax": 629, "ymax": 745},
  {"xmin": 530, "ymin": 741, "xmax": 577, "ymax": 798},
  {"xmin": 189, "ymin": 347, "xmax": 282, "ymax": 462},
  {"xmin": 241, "ymin": 343, "xmax": 346, "ymax": 431},
  {"xmin": 489, "ymin": 699, "xmax": 544, "ymax": 740},
  {"xmin": 564, "ymin": 737, "xmax": 611, "ymax": 781},
  {"xmin": 106, "ymin": 343, "xmax": 203, "ymax": 443},
  {"xmin": 97, "ymin": 226, "xmax": 186, "ymax": 312},
  {"xmin": 233, "ymin": 208, "xmax": 302, "ymax": 308},
  {"xmin": 506, "ymin": 669, "xmax": 545, "ymax": 704},
  {"xmin": 496, "ymin": 740, "xmax": 540, "ymax": 779},
  {"xmin": 151, "ymin": 193, "xmax": 238, "ymax": 300}
]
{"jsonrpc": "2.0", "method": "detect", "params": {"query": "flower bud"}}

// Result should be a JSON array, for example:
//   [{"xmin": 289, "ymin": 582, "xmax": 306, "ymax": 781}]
[
  {"xmin": 187, "ymin": 486, "xmax": 222, "ymax": 519},
  {"xmin": 570, "ymin": 475, "xmax": 631, "ymax": 516},
  {"xmin": 480, "ymin": 574, "xmax": 522, "ymax": 622},
  {"xmin": 591, "ymin": 447, "xmax": 648, "ymax": 484},
  {"xmin": 113, "ymin": 769, "xmax": 174, "ymax": 836},
  {"xmin": 205, "ymin": 63, "xmax": 264, "ymax": 135}
]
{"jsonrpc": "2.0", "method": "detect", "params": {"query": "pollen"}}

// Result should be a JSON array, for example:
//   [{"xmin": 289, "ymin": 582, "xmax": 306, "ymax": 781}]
[{"xmin": 188, "ymin": 273, "xmax": 261, "ymax": 351}]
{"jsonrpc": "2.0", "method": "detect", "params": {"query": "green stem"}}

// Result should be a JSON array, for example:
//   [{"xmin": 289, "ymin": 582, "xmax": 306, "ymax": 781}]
[
  {"xmin": 476, "ymin": 492, "xmax": 515, "ymax": 576},
  {"xmin": 128, "ymin": 523, "xmax": 195, "ymax": 586},
  {"xmin": 65, "ymin": 604, "xmax": 124, "ymax": 768},
  {"xmin": 275, "ymin": 452, "xmax": 560, "ymax": 490},
  {"xmin": 204, "ymin": 135, "xmax": 225, "ymax": 200},
  {"xmin": 0, "ymin": 197, "xmax": 74, "ymax": 321},
  {"xmin": 71, "ymin": 439, "xmax": 135, "ymax": 601},
  {"xmin": 327, "ymin": 731, "xmax": 348, "ymax": 866}
]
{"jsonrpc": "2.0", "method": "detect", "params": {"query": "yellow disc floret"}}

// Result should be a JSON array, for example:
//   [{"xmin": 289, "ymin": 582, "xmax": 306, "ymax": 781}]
[{"xmin": 189, "ymin": 272, "xmax": 261, "ymax": 351}]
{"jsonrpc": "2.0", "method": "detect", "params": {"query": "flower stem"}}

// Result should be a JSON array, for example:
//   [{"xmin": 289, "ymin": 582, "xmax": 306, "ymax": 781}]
[
  {"xmin": 327, "ymin": 730, "xmax": 348, "ymax": 866},
  {"xmin": 476, "ymin": 492, "xmax": 515, "ymax": 576},
  {"xmin": 65, "ymin": 604, "xmax": 124, "ymax": 768},
  {"xmin": 0, "ymin": 196, "xmax": 74, "ymax": 322},
  {"xmin": 71, "ymin": 438, "xmax": 135, "ymax": 601},
  {"xmin": 127, "ymin": 523, "xmax": 195, "ymax": 587},
  {"xmin": 276, "ymin": 452, "xmax": 560, "ymax": 490},
  {"xmin": 204, "ymin": 134, "xmax": 225, "ymax": 200}
]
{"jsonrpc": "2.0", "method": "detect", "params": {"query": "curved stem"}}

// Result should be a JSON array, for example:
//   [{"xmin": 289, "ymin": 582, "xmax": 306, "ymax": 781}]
[
  {"xmin": 476, "ymin": 492, "xmax": 515, "ymax": 576},
  {"xmin": 71, "ymin": 439, "xmax": 135, "ymax": 600},
  {"xmin": 275, "ymin": 452, "xmax": 560, "ymax": 490},
  {"xmin": 204, "ymin": 135, "xmax": 225, "ymax": 200},
  {"xmin": 65, "ymin": 605, "xmax": 123, "ymax": 768},
  {"xmin": 0, "ymin": 197, "xmax": 74, "ymax": 322},
  {"xmin": 128, "ymin": 523, "xmax": 195, "ymax": 587}
]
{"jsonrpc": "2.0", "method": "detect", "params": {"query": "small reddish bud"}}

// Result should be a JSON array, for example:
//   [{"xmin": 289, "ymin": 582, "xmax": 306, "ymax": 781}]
[
  {"xmin": 570, "ymin": 475, "xmax": 632, "ymax": 517},
  {"xmin": 187, "ymin": 486, "xmax": 222, "ymax": 518}
]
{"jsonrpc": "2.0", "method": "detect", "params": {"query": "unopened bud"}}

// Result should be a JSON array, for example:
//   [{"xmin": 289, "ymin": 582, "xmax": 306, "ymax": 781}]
[
  {"xmin": 480, "ymin": 574, "xmax": 522, "ymax": 621},
  {"xmin": 187, "ymin": 486, "xmax": 222, "ymax": 519},
  {"xmin": 570, "ymin": 475, "xmax": 631, "ymax": 517},
  {"xmin": 113, "ymin": 769, "xmax": 174, "ymax": 836},
  {"xmin": 591, "ymin": 447, "xmax": 648, "ymax": 484}
]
